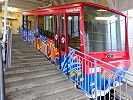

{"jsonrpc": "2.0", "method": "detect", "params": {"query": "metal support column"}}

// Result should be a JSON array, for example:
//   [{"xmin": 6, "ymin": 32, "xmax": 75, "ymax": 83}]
[
  {"xmin": 6, "ymin": 28, "xmax": 12, "ymax": 68},
  {"xmin": 0, "ymin": 0, "xmax": 8, "ymax": 99},
  {"xmin": 0, "ymin": 45, "xmax": 5, "ymax": 100}
]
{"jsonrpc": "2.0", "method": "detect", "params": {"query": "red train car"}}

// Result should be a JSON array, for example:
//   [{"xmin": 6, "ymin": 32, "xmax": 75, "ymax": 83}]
[{"xmin": 21, "ymin": 2, "xmax": 130, "ymax": 98}]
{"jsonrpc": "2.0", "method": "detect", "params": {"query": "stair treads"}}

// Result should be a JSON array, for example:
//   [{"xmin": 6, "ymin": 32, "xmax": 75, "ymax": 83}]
[
  {"xmin": 5, "ymin": 69, "xmax": 60, "ymax": 83},
  {"xmin": 7, "ymin": 80, "xmax": 73, "ymax": 100},
  {"xmin": 5, "ymin": 65, "xmax": 56, "ymax": 75},
  {"xmin": 11, "ymin": 57, "xmax": 46, "ymax": 62},
  {"xmin": 5, "ymin": 73, "xmax": 67, "ymax": 93},
  {"xmin": 11, "ymin": 58, "xmax": 46, "ymax": 64},
  {"xmin": 11, "ymin": 60, "xmax": 51, "ymax": 66},
  {"xmin": 10, "ymin": 61, "xmax": 51, "ymax": 68},
  {"xmin": 36, "ymin": 88, "xmax": 86, "ymax": 100},
  {"xmin": 11, "ymin": 55, "xmax": 44, "ymax": 60}
]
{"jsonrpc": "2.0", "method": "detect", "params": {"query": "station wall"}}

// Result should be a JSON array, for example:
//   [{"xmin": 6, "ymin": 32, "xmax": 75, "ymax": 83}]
[{"xmin": 0, "ymin": 11, "xmax": 22, "ymax": 34}]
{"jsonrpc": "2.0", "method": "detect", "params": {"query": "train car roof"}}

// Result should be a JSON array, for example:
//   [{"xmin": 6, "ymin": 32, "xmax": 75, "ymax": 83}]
[{"xmin": 24, "ymin": 2, "xmax": 126, "ymax": 17}]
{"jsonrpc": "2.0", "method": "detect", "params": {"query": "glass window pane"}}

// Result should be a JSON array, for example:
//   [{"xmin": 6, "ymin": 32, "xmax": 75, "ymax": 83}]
[
  {"xmin": 68, "ymin": 15, "xmax": 80, "ymax": 50},
  {"xmin": 84, "ymin": 6, "xmax": 126, "ymax": 52},
  {"xmin": 39, "ymin": 15, "xmax": 55, "ymax": 39}
]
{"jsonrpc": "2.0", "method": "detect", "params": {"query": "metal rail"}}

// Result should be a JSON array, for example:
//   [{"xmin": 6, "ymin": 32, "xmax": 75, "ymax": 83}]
[
  {"xmin": 0, "ymin": 27, "xmax": 12, "ymax": 100},
  {"xmin": 6, "ymin": 28, "xmax": 12, "ymax": 68},
  {"xmin": 68, "ymin": 47, "xmax": 133, "ymax": 100},
  {"xmin": 0, "ymin": 45, "xmax": 5, "ymax": 100}
]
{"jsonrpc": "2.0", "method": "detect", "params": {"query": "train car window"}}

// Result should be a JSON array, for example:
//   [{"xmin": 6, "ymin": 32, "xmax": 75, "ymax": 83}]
[
  {"xmin": 60, "ymin": 15, "xmax": 65, "ymax": 35},
  {"xmin": 39, "ymin": 16, "xmax": 44, "ymax": 35},
  {"xmin": 68, "ymin": 15, "xmax": 80, "ymax": 50},
  {"xmin": 54, "ymin": 16, "xmax": 58, "ymax": 48},
  {"xmin": 60, "ymin": 15, "xmax": 65, "ymax": 51},
  {"xmin": 39, "ymin": 15, "xmax": 56, "ymax": 39},
  {"xmin": 84, "ymin": 6, "xmax": 126, "ymax": 52}
]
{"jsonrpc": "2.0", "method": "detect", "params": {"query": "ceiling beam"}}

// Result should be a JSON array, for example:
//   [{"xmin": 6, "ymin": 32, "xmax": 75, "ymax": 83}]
[{"xmin": 8, "ymin": 0, "xmax": 41, "ymax": 10}]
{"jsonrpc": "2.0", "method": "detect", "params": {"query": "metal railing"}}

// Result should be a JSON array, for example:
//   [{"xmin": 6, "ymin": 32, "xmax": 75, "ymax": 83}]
[
  {"xmin": 0, "ymin": 45, "xmax": 5, "ymax": 100},
  {"xmin": 68, "ymin": 47, "xmax": 133, "ymax": 100},
  {"xmin": 19, "ymin": 28, "xmax": 36, "ymax": 45},
  {"xmin": 6, "ymin": 28, "xmax": 12, "ymax": 68},
  {"xmin": 0, "ymin": 28, "xmax": 12, "ymax": 100}
]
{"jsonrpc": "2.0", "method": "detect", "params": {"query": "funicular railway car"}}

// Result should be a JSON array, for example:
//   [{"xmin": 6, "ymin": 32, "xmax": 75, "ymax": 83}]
[{"xmin": 21, "ymin": 2, "xmax": 130, "ymax": 98}]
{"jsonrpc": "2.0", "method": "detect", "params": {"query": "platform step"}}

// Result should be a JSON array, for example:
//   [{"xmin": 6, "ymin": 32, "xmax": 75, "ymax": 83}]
[
  {"xmin": 5, "ymin": 65, "xmax": 56, "ymax": 75},
  {"xmin": 5, "ymin": 68, "xmax": 61, "ymax": 83},
  {"xmin": 7, "ymin": 80, "xmax": 74, "ymax": 100},
  {"xmin": 11, "ymin": 58, "xmax": 47, "ymax": 64},
  {"xmin": 11, "ymin": 60, "xmax": 51, "ymax": 66},
  {"xmin": 36, "ymin": 88, "xmax": 87, "ymax": 100},
  {"xmin": 10, "ymin": 61, "xmax": 52, "ymax": 68},
  {"xmin": 5, "ymin": 73, "xmax": 67, "ymax": 93}
]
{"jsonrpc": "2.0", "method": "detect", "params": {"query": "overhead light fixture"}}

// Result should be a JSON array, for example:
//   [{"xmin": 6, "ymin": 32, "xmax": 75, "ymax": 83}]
[
  {"xmin": 2, "ymin": 6, "xmax": 21, "ymax": 12},
  {"xmin": 68, "ymin": 16, "xmax": 72, "ymax": 20},
  {"xmin": 0, "ymin": 0, "xmax": 4, "ymax": 2},
  {"xmin": 2, "ymin": 16, "xmax": 17, "ymax": 20},
  {"xmin": 49, "ymin": 16, "xmax": 52, "ymax": 18},
  {"xmin": 97, "ymin": 9, "xmax": 107, "ymax": 12},
  {"xmin": 95, "ymin": 16, "xmax": 117, "ymax": 21},
  {"xmin": 62, "ymin": 17, "xmax": 64, "ymax": 19}
]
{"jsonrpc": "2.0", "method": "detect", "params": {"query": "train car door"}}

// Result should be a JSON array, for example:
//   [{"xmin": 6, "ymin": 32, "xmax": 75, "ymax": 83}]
[
  {"xmin": 57, "ymin": 15, "xmax": 68, "ymax": 74},
  {"xmin": 57, "ymin": 14, "xmax": 80, "ymax": 75}
]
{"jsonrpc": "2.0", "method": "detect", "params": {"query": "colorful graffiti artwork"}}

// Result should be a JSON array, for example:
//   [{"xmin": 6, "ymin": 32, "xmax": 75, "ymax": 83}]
[{"xmin": 35, "ymin": 35, "xmax": 60, "ymax": 64}]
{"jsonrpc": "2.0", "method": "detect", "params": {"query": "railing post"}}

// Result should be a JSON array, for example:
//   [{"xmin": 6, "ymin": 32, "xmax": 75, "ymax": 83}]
[
  {"xmin": 6, "ymin": 28, "xmax": 12, "ymax": 68},
  {"xmin": 0, "ymin": 45, "xmax": 5, "ymax": 100},
  {"xmin": 132, "ymin": 89, "xmax": 133, "ymax": 100},
  {"xmin": 94, "ymin": 59, "xmax": 97, "ymax": 100}
]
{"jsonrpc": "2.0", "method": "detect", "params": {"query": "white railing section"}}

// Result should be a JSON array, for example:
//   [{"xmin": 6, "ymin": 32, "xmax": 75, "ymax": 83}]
[
  {"xmin": 68, "ymin": 47, "xmax": 133, "ymax": 100},
  {"xmin": 129, "ymin": 38, "xmax": 133, "ymax": 48}
]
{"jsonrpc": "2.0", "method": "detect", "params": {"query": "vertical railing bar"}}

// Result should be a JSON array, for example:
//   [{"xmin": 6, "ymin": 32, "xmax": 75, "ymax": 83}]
[
  {"xmin": 131, "ymin": 83, "xmax": 133, "ymax": 100},
  {"xmin": 90, "ymin": 61, "xmax": 92, "ymax": 97},
  {"xmin": 132, "ymin": 86, "xmax": 133, "ymax": 100},
  {"xmin": 85, "ymin": 59, "xmax": 86, "ymax": 92},
  {"xmin": 0, "ymin": 45, "xmax": 5, "ymax": 100},
  {"xmin": 94, "ymin": 59, "xmax": 97, "ymax": 100},
  {"xmin": 75, "ymin": 55, "xmax": 77, "ymax": 85},
  {"xmin": 74, "ymin": 54, "xmax": 76, "ymax": 84},
  {"xmin": 78, "ymin": 56, "xmax": 81, "ymax": 87},
  {"xmin": 109, "ymin": 71, "xmax": 111, "ymax": 100},
  {"xmin": 104, "ymin": 69, "xmax": 106, "ymax": 100},
  {"xmin": 69, "ymin": 51, "xmax": 71, "ymax": 80},
  {"xmin": 119, "ymin": 76, "xmax": 121, "ymax": 100},
  {"xmin": 126, "ymin": 80, "xmax": 128, "ymax": 100},
  {"xmin": 114, "ymin": 77, "xmax": 116, "ymax": 100},
  {"xmin": 82, "ymin": 57, "xmax": 83, "ymax": 89},
  {"xmin": 91, "ymin": 62, "xmax": 93, "ymax": 93},
  {"xmin": 88, "ymin": 61, "xmax": 90, "ymax": 96},
  {"xmin": 100, "ymin": 67, "xmax": 101, "ymax": 100}
]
